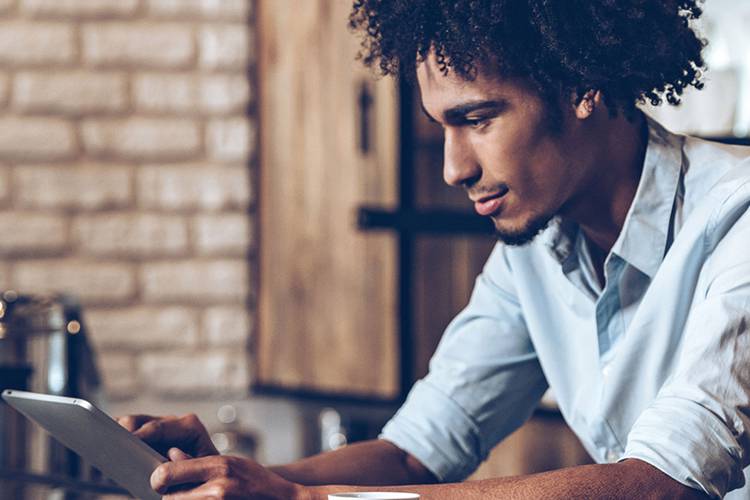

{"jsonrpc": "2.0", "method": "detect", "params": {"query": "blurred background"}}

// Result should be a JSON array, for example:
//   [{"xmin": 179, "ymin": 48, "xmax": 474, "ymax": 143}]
[{"xmin": 0, "ymin": 0, "xmax": 747, "ymax": 498}]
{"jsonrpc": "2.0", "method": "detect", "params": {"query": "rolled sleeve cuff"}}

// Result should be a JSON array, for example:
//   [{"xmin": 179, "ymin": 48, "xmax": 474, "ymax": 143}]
[
  {"xmin": 379, "ymin": 380, "xmax": 482, "ymax": 482},
  {"xmin": 622, "ymin": 396, "xmax": 745, "ymax": 499}
]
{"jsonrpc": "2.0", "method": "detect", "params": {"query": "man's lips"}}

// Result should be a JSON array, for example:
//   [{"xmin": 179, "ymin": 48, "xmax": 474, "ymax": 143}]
[{"xmin": 472, "ymin": 187, "xmax": 508, "ymax": 216}]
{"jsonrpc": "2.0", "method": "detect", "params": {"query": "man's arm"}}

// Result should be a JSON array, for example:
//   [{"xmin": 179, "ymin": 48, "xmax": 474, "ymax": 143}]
[
  {"xmin": 269, "ymin": 439, "xmax": 437, "ymax": 486},
  {"xmin": 305, "ymin": 458, "xmax": 710, "ymax": 500},
  {"xmin": 121, "ymin": 411, "xmax": 709, "ymax": 499},
  {"xmin": 149, "ymin": 448, "xmax": 710, "ymax": 499}
]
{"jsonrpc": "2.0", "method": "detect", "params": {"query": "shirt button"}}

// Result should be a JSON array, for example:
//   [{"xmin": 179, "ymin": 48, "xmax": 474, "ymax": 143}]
[
  {"xmin": 602, "ymin": 363, "xmax": 611, "ymax": 379},
  {"xmin": 605, "ymin": 450, "xmax": 619, "ymax": 463}
]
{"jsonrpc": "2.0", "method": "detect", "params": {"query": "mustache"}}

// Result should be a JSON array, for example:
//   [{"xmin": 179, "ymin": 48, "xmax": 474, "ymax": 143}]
[{"xmin": 467, "ymin": 183, "xmax": 509, "ymax": 199}]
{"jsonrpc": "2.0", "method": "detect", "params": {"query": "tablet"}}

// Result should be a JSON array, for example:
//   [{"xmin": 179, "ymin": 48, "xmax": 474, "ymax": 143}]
[{"xmin": 2, "ymin": 389, "xmax": 166, "ymax": 500}]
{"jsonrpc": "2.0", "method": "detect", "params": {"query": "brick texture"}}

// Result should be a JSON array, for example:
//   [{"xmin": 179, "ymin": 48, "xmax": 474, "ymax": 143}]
[
  {"xmin": 0, "ymin": 117, "xmax": 76, "ymax": 161},
  {"xmin": 0, "ymin": 212, "xmax": 67, "ymax": 255},
  {"xmin": 134, "ymin": 73, "xmax": 251, "ymax": 115},
  {"xmin": 0, "ymin": 74, "xmax": 9, "ymax": 106},
  {"xmin": 0, "ymin": 165, "xmax": 10, "ymax": 205},
  {"xmin": 14, "ymin": 71, "xmax": 128, "ymax": 114},
  {"xmin": 148, "ymin": 0, "xmax": 251, "ymax": 21},
  {"xmin": 0, "ymin": 22, "xmax": 76, "ymax": 65},
  {"xmin": 199, "ymin": 25, "xmax": 251, "ymax": 70},
  {"xmin": 21, "ymin": 0, "xmax": 141, "ymax": 18},
  {"xmin": 95, "ymin": 352, "xmax": 137, "ymax": 400},
  {"xmin": 73, "ymin": 213, "xmax": 188, "ymax": 257},
  {"xmin": 140, "ymin": 259, "xmax": 249, "ymax": 302},
  {"xmin": 137, "ymin": 350, "xmax": 249, "ymax": 395},
  {"xmin": 137, "ymin": 165, "xmax": 251, "ymax": 210},
  {"xmin": 14, "ymin": 165, "xmax": 133, "ymax": 210},
  {"xmin": 86, "ymin": 306, "xmax": 199, "ymax": 349},
  {"xmin": 83, "ymin": 24, "xmax": 194, "ymax": 68},
  {"xmin": 13, "ymin": 260, "xmax": 136, "ymax": 304},
  {"xmin": 206, "ymin": 118, "xmax": 254, "ymax": 162},
  {"xmin": 0, "ymin": 263, "xmax": 11, "ymax": 291},
  {"xmin": 202, "ymin": 306, "xmax": 251, "ymax": 347},
  {"xmin": 0, "ymin": 4, "xmax": 257, "ymax": 406},
  {"xmin": 193, "ymin": 213, "xmax": 252, "ymax": 256},
  {"xmin": 82, "ymin": 118, "xmax": 201, "ymax": 160}
]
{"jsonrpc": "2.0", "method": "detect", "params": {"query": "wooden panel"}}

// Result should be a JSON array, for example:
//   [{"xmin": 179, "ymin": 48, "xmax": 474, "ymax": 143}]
[
  {"xmin": 413, "ymin": 235, "xmax": 495, "ymax": 378},
  {"xmin": 470, "ymin": 413, "xmax": 593, "ymax": 479},
  {"xmin": 257, "ymin": 0, "xmax": 399, "ymax": 398}
]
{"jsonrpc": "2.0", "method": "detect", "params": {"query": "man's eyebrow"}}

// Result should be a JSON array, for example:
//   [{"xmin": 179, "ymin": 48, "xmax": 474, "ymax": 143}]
[
  {"xmin": 444, "ymin": 100, "xmax": 507, "ymax": 123},
  {"xmin": 420, "ymin": 99, "xmax": 508, "ymax": 125}
]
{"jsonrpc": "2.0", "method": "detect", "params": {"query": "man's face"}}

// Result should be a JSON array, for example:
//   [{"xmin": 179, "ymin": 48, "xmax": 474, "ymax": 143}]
[{"xmin": 417, "ymin": 56, "xmax": 592, "ymax": 246}]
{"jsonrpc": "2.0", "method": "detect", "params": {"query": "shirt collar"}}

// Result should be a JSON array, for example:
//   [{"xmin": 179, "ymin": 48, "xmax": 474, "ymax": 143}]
[{"xmin": 543, "ymin": 117, "xmax": 684, "ymax": 279}]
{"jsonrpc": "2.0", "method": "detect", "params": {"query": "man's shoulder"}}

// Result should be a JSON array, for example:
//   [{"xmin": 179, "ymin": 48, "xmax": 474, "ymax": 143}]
[
  {"xmin": 683, "ymin": 135, "xmax": 750, "ymax": 183},
  {"xmin": 681, "ymin": 135, "xmax": 750, "ymax": 209}
]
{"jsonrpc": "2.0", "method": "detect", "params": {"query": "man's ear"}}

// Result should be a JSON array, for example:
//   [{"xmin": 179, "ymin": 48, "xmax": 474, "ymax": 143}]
[{"xmin": 574, "ymin": 89, "xmax": 602, "ymax": 119}]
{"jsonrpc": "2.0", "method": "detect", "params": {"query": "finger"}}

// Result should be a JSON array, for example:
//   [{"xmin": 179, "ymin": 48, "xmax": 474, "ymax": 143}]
[
  {"xmin": 136, "ymin": 414, "xmax": 215, "ymax": 456},
  {"xmin": 115, "ymin": 415, "xmax": 158, "ymax": 432},
  {"xmin": 133, "ymin": 417, "xmax": 184, "ymax": 445},
  {"xmin": 162, "ymin": 480, "xmax": 232, "ymax": 500},
  {"xmin": 169, "ymin": 448, "xmax": 192, "ymax": 461},
  {"xmin": 151, "ymin": 456, "xmax": 228, "ymax": 494}
]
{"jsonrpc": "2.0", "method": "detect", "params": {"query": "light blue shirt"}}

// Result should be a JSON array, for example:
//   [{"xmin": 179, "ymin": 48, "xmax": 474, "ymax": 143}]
[{"xmin": 381, "ymin": 119, "xmax": 750, "ymax": 498}]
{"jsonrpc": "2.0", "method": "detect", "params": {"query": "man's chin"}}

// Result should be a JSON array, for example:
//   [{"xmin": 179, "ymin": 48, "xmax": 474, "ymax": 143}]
[{"xmin": 493, "ymin": 213, "xmax": 554, "ymax": 246}]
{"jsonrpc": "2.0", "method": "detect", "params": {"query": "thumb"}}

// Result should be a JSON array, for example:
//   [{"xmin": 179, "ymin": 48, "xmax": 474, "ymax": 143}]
[{"xmin": 168, "ymin": 447, "xmax": 192, "ymax": 462}]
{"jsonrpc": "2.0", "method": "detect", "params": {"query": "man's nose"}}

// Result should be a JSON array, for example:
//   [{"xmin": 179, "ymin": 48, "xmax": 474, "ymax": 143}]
[{"xmin": 443, "ymin": 129, "xmax": 481, "ymax": 188}]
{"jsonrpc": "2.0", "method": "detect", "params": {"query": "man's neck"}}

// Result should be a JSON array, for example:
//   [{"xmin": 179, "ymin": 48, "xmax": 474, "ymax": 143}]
[{"xmin": 570, "ymin": 111, "xmax": 648, "ymax": 255}]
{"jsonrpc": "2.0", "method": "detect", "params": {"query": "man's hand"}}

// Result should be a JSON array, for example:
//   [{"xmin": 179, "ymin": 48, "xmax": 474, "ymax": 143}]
[
  {"xmin": 116, "ymin": 413, "xmax": 220, "ymax": 458},
  {"xmin": 152, "ymin": 448, "xmax": 308, "ymax": 500}
]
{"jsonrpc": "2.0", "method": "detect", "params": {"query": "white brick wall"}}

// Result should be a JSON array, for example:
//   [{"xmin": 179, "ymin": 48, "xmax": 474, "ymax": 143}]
[
  {"xmin": 137, "ymin": 164, "xmax": 251, "ymax": 210},
  {"xmin": 0, "ymin": 117, "xmax": 76, "ymax": 161},
  {"xmin": 14, "ymin": 165, "xmax": 133, "ymax": 209},
  {"xmin": 0, "ymin": 212, "xmax": 68, "ymax": 255},
  {"xmin": 0, "ymin": 22, "xmax": 76, "ymax": 65},
  {"xmin": 86, "ymin": 306, "xmax": 200, "ymax": 349},
  {"xmin": 83, "ymin": 24, "xmax": 195, "ymax": 68},
  {"xmin": 199, "ymin": 25, "xmax": 252, "ymax": 70},
  {"xmin": 141, "ymin": 259, "xmax": 249, "ymax": 302},
  {"xmin": 82, "ymin": 118, "xmax": 202, "ymax": 160},
  {"xmin": 73, "ymin": 213, "xmax": 189, "ymax": 257},
  {"xmin": 0, "ymin": 74, "xmax": 10, "ymax": 105},
  {"xmin": 138, "ymin": 350, "xmax": 250, "ymax": 395},
  {"xmin": 148, "ymin": 0, "xmax": 251, "ymax": 21},
  {"xmin": 206, "ymin": 117, "xmax": 254, "ymax": 162},
  {"xmin": 203, "ymin": 306, "xmax": 251, "ymax": 347},
  {"xmin": 0, "ymin": 165, "xmax": 10, "ymax": 204},
  {"xmin": 193, "ymin": 213, "xmax": 252, "ymax": 256},
  {"xmin": 133, "ymin": 73, "xmax": 251, "ymax": 115},
  {"xmin": 95, "ymin": 352, "xmax": 137, "ymax": 400},
  {"xmin": 12, "ymin": 260, "xmax": 137, "ymax": 304},
  {"xmin": 0, "ymin": 2, "xmax": 257, "ymax": 404},
  {"xmin": 21, "ymin": 0, "xmax": 141, "ymax": 19},
  {"xmin": 14, "ymin": 71, "xmax": 128, "ymax": 114}
]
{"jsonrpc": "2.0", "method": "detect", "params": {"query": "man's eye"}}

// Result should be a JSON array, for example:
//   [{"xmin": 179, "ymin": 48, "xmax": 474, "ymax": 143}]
[{"xmin": 465, "ymin": 117, "xmax": 489, "ymax": 128}]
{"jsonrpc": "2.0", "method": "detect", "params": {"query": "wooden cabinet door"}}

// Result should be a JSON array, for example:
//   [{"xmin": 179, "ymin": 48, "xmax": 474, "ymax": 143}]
[{"xmin": 256, "ymin": 0, "xmax": 400, "ymax": 398}]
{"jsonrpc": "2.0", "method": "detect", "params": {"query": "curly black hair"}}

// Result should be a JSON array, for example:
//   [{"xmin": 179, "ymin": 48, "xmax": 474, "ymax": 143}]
[{"xmin": 349, "ymin": 0, "xmax": 706, "ymax": 116}]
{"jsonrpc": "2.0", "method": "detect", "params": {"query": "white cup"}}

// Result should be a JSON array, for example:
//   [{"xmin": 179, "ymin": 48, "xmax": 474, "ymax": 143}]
[{"xmin": 328, "ymin": 493, "xmax": 420, "ymax": 499}]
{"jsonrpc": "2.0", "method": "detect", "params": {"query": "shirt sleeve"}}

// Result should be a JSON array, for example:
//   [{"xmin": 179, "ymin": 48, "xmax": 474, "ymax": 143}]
[
  {"xmin": 380, "ymin": 244, "xmax": 548, "ymax": 482},
  {"xmin": 623, "ymin": 192, "xmax": 750, "ymax": 498}
]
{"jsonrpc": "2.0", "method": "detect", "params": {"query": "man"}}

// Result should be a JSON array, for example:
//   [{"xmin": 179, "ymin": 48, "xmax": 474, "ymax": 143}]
[{"xmin": 119, "ymin": 1, "xmax": 750, "ymax": 498}]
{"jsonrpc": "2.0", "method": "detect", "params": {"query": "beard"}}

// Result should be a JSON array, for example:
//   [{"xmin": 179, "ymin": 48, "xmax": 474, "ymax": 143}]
[{"xmin": 493, "ymin": 211, "xmax": 555, "ymax": 246}]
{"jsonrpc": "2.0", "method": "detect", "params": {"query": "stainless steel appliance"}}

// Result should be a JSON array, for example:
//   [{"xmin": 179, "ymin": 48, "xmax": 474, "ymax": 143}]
[{"xmin": 0, "ymin": 292, "xmax": 106, "ymax": 498}]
